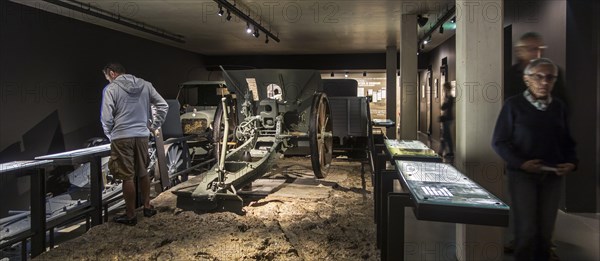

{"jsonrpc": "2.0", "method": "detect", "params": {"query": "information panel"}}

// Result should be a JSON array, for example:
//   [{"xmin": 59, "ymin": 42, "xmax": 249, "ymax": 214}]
[
  {"xmin": 395, "ymin": 160, "xmax": 509, "ymax": 226},
  {"xmin": 384, "ymin": 139, "xmax": 441, "ymax": 162}
]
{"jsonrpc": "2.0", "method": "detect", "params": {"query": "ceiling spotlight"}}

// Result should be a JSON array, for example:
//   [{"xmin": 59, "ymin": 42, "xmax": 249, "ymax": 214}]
[
  {"xmin": 344, "ymin": 72, "xmax": 348, "ymax": 78},
  {"xmin": 246, "ymin": 23, "xmax": 252, "ymax": 34},
  {"xmin": 265, "ymin": 36, "xmax": 269, "ymax": 44},
  {"xmin": 252, "ymin": 27, "xmax": 260, "ymax": 38},
  {"xmin": 226, "ymin": 10, "xmax": 232, "ymax": 21},
  {"xmin": 331, "ymin": 72, "xmax": 334, "ymax": 77},
  {"xmin": 218, "ymin": 5, "xmax": 224, "ymax": 16},
  {"xmin": 417, "ymin": 15, "xmax": 428, "ymax": 27},
  {"xmin": 439, "ymin": 25, "xmax": 444, "ymax": 34},
  {"xmin": 363, "ymin": 71, "xmax": 367, "ymax": 77},
  {"xmin": 451, "ymin": 17, "xmax": 456, "ymax": 23},
  {"xmin": 423, "ymin": 35, "xmax": 431, "ymax": 45}
]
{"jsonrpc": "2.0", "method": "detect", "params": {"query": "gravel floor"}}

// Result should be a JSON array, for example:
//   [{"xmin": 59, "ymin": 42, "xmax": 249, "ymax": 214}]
[{"xmin": 35, "ymin": 157, "xmax": 379, "ymax": 260}]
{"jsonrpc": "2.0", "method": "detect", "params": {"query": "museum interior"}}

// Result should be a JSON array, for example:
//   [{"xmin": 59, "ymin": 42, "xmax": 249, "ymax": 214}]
[{"xmin": 0, "ymin": 0, "xmax": 598, "ymax": 260}]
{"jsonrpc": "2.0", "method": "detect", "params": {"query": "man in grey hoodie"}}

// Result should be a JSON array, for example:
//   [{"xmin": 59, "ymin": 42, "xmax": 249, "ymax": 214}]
[{"xmin": 101, "ymin": 63, "xmax": 168, "ymax": 225}]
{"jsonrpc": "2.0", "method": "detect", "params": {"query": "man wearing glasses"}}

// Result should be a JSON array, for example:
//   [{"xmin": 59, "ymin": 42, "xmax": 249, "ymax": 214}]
[
  {"xmin": 493, "ymin": 58, "xmax": 577, "ymax": 260},
  {"xmin": 505, "ymin": 32, "xmax": 566, "ymax": 102}
]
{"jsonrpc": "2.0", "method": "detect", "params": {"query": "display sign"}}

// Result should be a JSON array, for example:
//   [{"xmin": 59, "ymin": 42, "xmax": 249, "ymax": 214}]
[
  {"xmin": 384, "ymin": 139, "xmax": 441, "ymax": 162},
  {"xmin": 245, "ymin": 78, "xmax": 260, "ymax": 101},
  {"xmin": 395, "ymin": 160, "xmax": 509, "ymax": 226}
]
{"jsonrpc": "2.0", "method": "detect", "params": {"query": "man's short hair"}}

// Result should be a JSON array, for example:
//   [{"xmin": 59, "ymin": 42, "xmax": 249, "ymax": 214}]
[
  {"xmin": 524, "ymin": 58, "xmax": 558, "ymax": 75},
  {"xmin": 102, "ymin": 63, "xmax": 126, "ymax": 75},
  {"xmin": 515, "ymin": 32, "xmax": 543, "ymax": 47}
]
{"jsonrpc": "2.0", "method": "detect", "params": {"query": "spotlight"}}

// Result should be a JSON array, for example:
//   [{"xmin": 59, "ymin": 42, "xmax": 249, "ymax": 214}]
[
  {"xmin": 331, "ymin": 72, "xmax": 334, "ymax": 77},
  {"xmin": 439, "ymin": 25, "xmax": 444, "ymax": 34},
  {"xmin": 423, "ymin": 35, "xmax": 431, "ymax": 45},
  {"xmin": 344, "ymin": 72, "xmax": 348, "ymax": 78},
  {"xmin": 218, "ymin": 5, "xmax": 224, "ymax": 16},
  {"xmin": 246, "ymin": 23, "xmax": 252, "ymax": 34},
  {"xmin": 417, "ymin": 15, "xmax": 428, "ymax": 27},
  {"xmin": 226, "ymin": 10, "xmax": 232, "ymax": 21},
  {"xmin": 265, "ymin": 36, "xmax": 269, "ymax": 44},
  {"xmin": 363, "ymin": 71, "xmax": 367, "ymax": 77},
  {"xmin": 451, "ymin": 17, "xmax": 456, "ymax": 23},
  {"xmin": 252, "ymin": 27, "xmax": 259, "ymax": 38}
]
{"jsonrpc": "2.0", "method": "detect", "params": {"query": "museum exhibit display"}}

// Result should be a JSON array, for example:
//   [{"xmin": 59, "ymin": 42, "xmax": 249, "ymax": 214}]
[{"xmin": 172, "ymin": 68, "xmax": 334, "ymax": 211}]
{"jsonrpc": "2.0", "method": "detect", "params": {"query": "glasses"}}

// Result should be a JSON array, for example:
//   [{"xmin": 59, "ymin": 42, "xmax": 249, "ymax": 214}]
[
  {"xmin": 516, "ymin": 45, "xmax": 547, "ymax": 52},
  {"xmin": 527, "ymin": 73, "xmax": 557, "ymax": 82}
]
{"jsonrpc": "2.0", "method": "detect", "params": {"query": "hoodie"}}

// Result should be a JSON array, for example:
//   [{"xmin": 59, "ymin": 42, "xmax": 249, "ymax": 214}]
[{"xmin": 101, "ymin": 74, "xmax": 168, "ymax": 141}]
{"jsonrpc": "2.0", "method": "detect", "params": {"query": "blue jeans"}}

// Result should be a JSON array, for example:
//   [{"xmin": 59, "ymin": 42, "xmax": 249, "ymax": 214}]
[{"xmin": 508, "ymin": 170, "xmax": 563, "ymax": 261}]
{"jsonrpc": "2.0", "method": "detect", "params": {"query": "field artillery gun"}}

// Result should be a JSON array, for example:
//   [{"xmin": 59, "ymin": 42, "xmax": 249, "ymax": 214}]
[{"xmin": 172, "ymin": 69, "xmax": 333, "ymax": 210}]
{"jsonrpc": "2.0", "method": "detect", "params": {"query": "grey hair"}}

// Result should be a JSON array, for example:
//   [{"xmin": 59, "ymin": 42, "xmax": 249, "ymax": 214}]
[{"xmin": 524, "ymin": 58, "xmax": 558, "ymax": 75}]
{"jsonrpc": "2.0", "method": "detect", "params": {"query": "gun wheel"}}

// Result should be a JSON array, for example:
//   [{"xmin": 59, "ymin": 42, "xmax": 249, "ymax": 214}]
[{"xmin": 309, "ymin": 92, "xmax": 333, "ymax": 178}]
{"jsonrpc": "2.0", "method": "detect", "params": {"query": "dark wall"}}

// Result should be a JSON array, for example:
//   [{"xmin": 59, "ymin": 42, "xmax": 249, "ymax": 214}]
[
  {"xmin": 504, "ymin": 0, "xmax": 567, "ymax": 69},
  {"xmin": 0, "ymin": 1, "xmax": 205, "ymax": 162},
  {"xmin": 417, "ymin": 35, "xmax": 456, "ymax": 150},
  {"xmin": 564, "ymin": 0, "xmax": 599, "ymax": 213}
]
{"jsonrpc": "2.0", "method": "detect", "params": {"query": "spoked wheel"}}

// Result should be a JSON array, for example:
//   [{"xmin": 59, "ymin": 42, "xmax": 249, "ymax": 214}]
[
  {"xmin": 147, "ymin": 141, "xmax": 186, "ymax": 185},
  {"xmin": 147, "ymin": 146, "xmax": 158, "ymax": 180},
  {"xmin": 164, "ymin": 142, "xmax": 185, "ymax": 184},
  {"xmin": 309, "ymin": 92, "xmax": 333, "ymax": 178},
  {"xmin": 212, "ymin": 95, "xmax": 237, "ymax": 163}
]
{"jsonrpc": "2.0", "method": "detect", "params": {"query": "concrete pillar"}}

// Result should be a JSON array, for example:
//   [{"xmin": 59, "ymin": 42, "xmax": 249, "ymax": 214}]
[
  {"xmin": 454, "ymin": 0, "xmax": 505, "ymax": 260},
  {"xmin": 386, "ymin": 46, "xmax": 398, "ymax": 139},
  {"xmin": 399, "ymin": 14, "xmax": 418, "ymax": 140}
]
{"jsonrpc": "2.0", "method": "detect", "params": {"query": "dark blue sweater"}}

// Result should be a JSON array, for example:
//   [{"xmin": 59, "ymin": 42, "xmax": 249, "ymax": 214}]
[{"xmin": 492, "ymin": 94, "xmax": 577, "ymax": 170}]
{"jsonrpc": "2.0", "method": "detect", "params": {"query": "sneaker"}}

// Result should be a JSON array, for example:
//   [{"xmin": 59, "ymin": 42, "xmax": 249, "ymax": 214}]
[
  {"xmin": 143, "ymin": 207, "xmax": 157, "ymax": 217},
  {"xmin": 113, "ymin": 214, "xmax": 137, "ymax": 226}
]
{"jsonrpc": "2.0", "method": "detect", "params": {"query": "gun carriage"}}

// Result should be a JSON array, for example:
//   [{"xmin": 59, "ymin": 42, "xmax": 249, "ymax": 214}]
[{"xmin": 172, "ymin": 69, "xmax": 333, "ymax": 210}]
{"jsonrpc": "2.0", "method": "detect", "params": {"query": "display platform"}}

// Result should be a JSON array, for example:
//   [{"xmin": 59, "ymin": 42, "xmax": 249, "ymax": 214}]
[{"xmin": 395, "ymin": 160, "xmax": 509, "ymax": 226}]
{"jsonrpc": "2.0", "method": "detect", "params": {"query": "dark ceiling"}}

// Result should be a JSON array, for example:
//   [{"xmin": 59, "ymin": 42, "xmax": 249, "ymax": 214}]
[{"xmin": 11, "ymin": 0, "xmax": 456, "ymax": 55}]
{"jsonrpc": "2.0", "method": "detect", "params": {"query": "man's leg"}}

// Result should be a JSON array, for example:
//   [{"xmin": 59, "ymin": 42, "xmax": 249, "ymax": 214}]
[
  {"xmin": 109, "ymin": 138, "xmax": 137, "ymax": 224},
  {"xmin": 134, "ymin": 137, "xmax": 155, "ymax": 214},
  {"xmin": 140, "ymin": 174, "xmax": 151, "ymax": 209},
  {"xmin": 442, "ymin": 121, "xmax": 454, "ymax": 155},
  {"xmin": 122, "ymin": 179, "xmax": 136, "ymax": 218},
  {"xmin": 508, "ymin": 170, "xmax": 539, "ymax": 260},
  {"xmin": 535, "ymin": 174, "xmax": 563, "ymax": 260},
  {"xmin": 445, "ymin": 121, "xmax": 454, "ymax": 155}
]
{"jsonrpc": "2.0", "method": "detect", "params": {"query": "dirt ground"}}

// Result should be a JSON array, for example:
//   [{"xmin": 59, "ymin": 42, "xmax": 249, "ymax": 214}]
[{"xmin": 35, "ymin": 157, "xmax": 379, "ymax": 260}]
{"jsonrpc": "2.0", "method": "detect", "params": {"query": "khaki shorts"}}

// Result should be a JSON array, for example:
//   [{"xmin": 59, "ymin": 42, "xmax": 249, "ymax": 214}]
[{"xmin": 108, "ymin": 137, "xmax": 149, "ymax": 181}]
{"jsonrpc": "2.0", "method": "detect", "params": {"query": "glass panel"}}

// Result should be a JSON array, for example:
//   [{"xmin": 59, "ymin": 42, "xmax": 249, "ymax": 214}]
[{"xmin": 395, "ymin": 160, "xmax": 509, "ymax": 210}]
